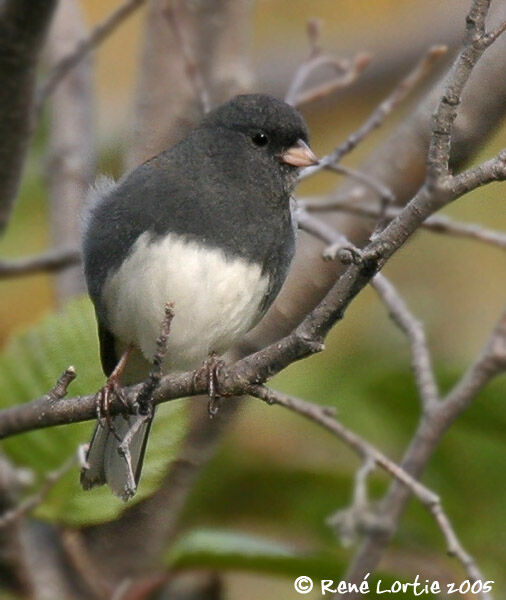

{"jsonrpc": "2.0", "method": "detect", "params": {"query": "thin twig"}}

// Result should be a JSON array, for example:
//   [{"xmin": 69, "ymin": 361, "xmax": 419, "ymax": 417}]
[
  {"xmin": 136, "ymin": 302, "xmax": 175, "ymax": 415},
  {"xmin": 296, "ymin": 206, "xmax": 363, "ymax": 264},
  {"xmin": 0, "ymin": 247, "xmax": 81, "ymax": 279},
  {"xmin": 301, "ymin": 195, "xmax": 506, "ymax": 250},
  {"xmin": 300, "ymin": 44, "xmax": 447, "ymax": 180},
  {"xmin": 115, "ymin": 303, "xmax": 175, "ymax": 499},
  {"xmin": 327, "ymin": 456, "xmax": 378, "ymax": 547},
  {"xmin": 438, "ymin": 308, "xmax": 506, "ymax": 425},
  {"xmin": 325, "ymin": 164, "xmax": 396, "ymax": 205},
  {"xmin": 46, "ymin": 366, "xmax": 77, "ymax": 402},
  {"xmin": 371, "ymin": 274, "xmax": 440, "ymax": 408},
  {"xmin": 451, "ymin": 149, "xmax": 506, "ymax": 196},
  {"xmin": 36, "ymin": 0, "xmax": 147, "ymax": 113},
  {"xmin": 298, "ymin": 208, "xmax": 441, "ymax": 409},
  {"xmin": 0, "ymin": 453, "xmax": 76, "ymax": 528},
  {"xmin": 248, "ymin": 384, "xmax": 489, "ymax": 588},
  {"xmin": 427, "ymin": 7, "xmax": 506, "ymax": 185},
  {"xmin": 285, "ymin": 17, "xmax": 370, "ymax": 108},
  {"xmin": 162, "ymin": 3, "xmax": 211, "ymax": 115},
  {"xmin": 293, "ymin": 53, "xmax": 371, "ymax": 108},
  {"xmin": 285, "ymin": 55, "xmax": 348, "ymax": 106}
]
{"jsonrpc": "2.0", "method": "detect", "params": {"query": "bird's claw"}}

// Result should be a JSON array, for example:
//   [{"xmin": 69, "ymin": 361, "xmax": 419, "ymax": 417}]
[{"xmin": 95, "ymin": 346, "xmax": 133, "ymax": 439}]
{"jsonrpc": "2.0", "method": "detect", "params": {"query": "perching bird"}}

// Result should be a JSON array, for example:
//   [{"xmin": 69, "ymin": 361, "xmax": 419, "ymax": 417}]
[{"xmin": 80, "ymin": 94, "xmax": 317, "ymax": 500}]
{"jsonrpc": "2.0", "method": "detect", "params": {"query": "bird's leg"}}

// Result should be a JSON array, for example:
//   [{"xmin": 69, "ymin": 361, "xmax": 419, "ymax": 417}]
[{"xmin": 96, "ymin": 344, "xmax": 133, "ymax": 440}]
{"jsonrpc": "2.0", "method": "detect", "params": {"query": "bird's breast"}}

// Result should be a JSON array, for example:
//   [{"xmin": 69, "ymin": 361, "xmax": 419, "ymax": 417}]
[{"xmin": 102, "ymin": 231, "xmax": 270, "ymax": 372}]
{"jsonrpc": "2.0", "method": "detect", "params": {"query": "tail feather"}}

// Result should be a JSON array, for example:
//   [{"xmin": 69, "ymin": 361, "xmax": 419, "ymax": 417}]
[{"xmin": 80, "ymin": 413, "xmax": 153, "ymax": 501}]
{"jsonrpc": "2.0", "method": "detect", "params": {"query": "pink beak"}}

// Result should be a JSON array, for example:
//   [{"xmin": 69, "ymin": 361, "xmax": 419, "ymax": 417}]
[{"xmin": 279, "ymin": 139, "xmax": 318, "ymax": 167}]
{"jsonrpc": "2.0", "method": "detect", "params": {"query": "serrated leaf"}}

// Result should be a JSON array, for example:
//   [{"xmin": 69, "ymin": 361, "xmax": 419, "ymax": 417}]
[{"xmin": 0, "ymin": 296, "xmax": 188, "ymax": 526}]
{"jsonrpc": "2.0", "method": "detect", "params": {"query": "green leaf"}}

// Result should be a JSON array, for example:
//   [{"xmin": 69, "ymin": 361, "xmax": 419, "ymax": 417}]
[
  {"xmin": 167, "ymin": 528, "xmax": 423, "ymax": 598},
  {"xmin": 167, "ymin": 528, "xmax": 347, "ymax": 580},
  {"xmin": 0, "ymin": 296, "xmax": 188, "ymax": 526}
]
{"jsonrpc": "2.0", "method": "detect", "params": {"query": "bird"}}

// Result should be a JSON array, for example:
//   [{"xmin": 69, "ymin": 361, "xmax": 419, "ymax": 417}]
[{"xmin": 80, "ymin": 93, "xmax": 318, "ymax": 500}]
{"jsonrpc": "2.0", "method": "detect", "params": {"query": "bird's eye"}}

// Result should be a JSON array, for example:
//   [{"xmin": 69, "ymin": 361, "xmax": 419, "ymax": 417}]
[{"xmin": 252, "ymin": 132, "xmax": 269, "ymax": 147}]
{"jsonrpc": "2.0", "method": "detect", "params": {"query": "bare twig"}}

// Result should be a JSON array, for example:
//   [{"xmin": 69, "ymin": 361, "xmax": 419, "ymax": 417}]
[
  {"xmin": 427, "ymin": 7, "xmax": 506, "ymax": 185},
  {"xmin": 46, "ymin": 366, "xmax": 77, "ymax": 402},
  {"xmin": 163, "ymin": 3, "xmax": 211, "ymax": 115},
  {"xmin": 437, "ymin": 308, "xmax": 506, "ymax": 426},
  {"xmin": 248, "ymin": 384, "xmax": 489, "ymax": 590},
  {"xmin": 296, "ymin": 206, "xmax": 362, "ymax": 264},
  {"xmin": 284, "ymin": 17, "xmax": 370, "ymax": 108},
  {"xmin": 249, "ymin": 385, "xmax": 435, "ymax": 500},
  {"xmin": 136, "ymin": 303, "xmax": 175, "ymax": 415},
  {"xmin": 371, "ymin": 275, "xmax": 440, "ymax": 408},
  {"xmin": 112, "ymin": 304, "xmax": 174, "ymax": 499},
  {"xmin": 297, "ymin": 208, "xmax": 441, "ymax": 409},
  {"xmin": 285, "ymin": 55, "xmax": 347, "ymax": 107},
  {"xmin": 293, "ymin": 53, "xmax": 372, "ymax": 108},
  {"xmin": 325, "ymin": 165, "xmax": 396, "ymax": 205},
  {"xmin": 0, "ymin": 247, "xmax": 81, "ymax": 279},
  {"xmin": 484, "ymin": 17, "xmax": 506, "ymax": 44},
  {"xmin": 327, "ymin": 456, "xmax": 378, "ymax": 547},
  {"xmin": 301, "ymin": 195, "xmax": 506, "ymax": 250},
  {"xmin": 127, "ymin": 0, "xmax": 253, "ymax": 168},
  {"xmin": 296, "ymin": 205, "xmax": 502, "ymax": 594},
  {"xmin": 300, "ymin": 45, "xmax": 448, "ymax": 181},
  {"xmin": 0, "ymin": 454, "xmax": 76, "ymax": 528},
  {"xmin": 451, "ymin": 148, "xmax": 506, "ymax": 196},
  {"xmin": 36, "ymin": 0, "xmax": 147, "ymax": 114},
  {"xmin": 342, "ymin": 309, "xmax": 505, "ymax": 600}
]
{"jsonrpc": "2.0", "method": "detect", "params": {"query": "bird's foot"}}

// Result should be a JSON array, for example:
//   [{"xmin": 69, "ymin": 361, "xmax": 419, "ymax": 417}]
[
  {"xmin": 95, "ymin": 345, "xmax": 133, "ymax": 440},
  {"xmin": 194, "ymin": 352, "xmax": 226, "ymax": 418}
]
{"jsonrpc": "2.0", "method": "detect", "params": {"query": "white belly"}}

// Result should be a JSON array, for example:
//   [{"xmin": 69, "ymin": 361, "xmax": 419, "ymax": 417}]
[{"xmin": 103, "ymin": 232, "xmax": 269, "ymax": 372}]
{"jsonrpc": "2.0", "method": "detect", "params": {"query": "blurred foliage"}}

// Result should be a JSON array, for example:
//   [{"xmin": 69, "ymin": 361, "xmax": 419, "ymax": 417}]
[{"xmin": 166, "ymin": 528, "xmax": 426, "ymax": 599}]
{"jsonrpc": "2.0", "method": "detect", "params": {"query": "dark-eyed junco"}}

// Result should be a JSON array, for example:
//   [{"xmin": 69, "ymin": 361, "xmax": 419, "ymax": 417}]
[{"xmin": 80, "ymin": 94, "xmax": 317, "ymax": 499}]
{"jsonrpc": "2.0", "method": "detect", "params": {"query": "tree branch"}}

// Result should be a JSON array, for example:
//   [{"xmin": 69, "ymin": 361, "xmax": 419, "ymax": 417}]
[
  {"xmin": 0, "ymin": 247, "xmax": 81, "ymax": 280},
  {"xmin": 0, "ymin": 0, "xmax": 58, "ymax": 233},
  {"xmin": 301, "ymin": 196, "xmax": 506, "ymax": 250},
  {"xmin": 297, "ymin": 208, "xmax": 440, "ymax": 410},
  {"xmin": 35, "ymin": 0, "xmax": 147, "ymax": 115},
  {"xmin": 284, "ymin": 18, "xmax": 371, "ymax": 108},
  {"xmin": 427, "ymin": 0, "xmax": 503, "ymax": 185},
  {"xmin": 371, "ymin": 274, "xmax": 440, "ymax": 409},
  {"xmin": 248, "ymin": 385, "xmax": 490, "ymax": 592},
  {"xmin": 300, "ymin": 45, "xmax": 447, "ymax": 181},
  {"xmin": 162, "ymin": 3, "xmax": 211, "ymax": 115},
  {"xmin": 343, "ymin": 307, "xmax": 505, "ymax": 599}
]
